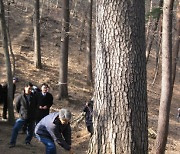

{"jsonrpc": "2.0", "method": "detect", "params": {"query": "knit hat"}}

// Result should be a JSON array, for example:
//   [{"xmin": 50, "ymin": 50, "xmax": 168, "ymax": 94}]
[{"xmin": 59, "ymin": 108, "xmax": 71, "ymax": 120}]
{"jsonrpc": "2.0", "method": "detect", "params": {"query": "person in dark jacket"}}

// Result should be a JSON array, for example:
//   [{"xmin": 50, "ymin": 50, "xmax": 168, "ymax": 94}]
[
  {"xmin": 1, "ymin": 77, "xmax": 18, "ymax": 119},
  {"xmin": 9, "ymin": 82, "xmax": 36, "ymax": 148},
  {"xmin": 0, "ymin": 84, "xmax": 2, "ymax": 103},
  {"xmin": 35, "ymin": 109, "xmax": 73, "ymax": 154},
  {"xmin": 83, "ymin": 100, "xmax": 94, "ymax": 137},
  {"xmin": 35, "ymin": 83, "xmax": 53, "ymax": 124}
]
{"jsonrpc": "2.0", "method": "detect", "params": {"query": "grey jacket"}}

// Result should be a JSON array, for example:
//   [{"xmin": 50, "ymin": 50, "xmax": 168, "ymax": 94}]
[
  {"xmin": 35, "ymin": 112, "xmax": 71, "ymax": 151},
  {"xmin": 14, "ymin": 92, "xmax": 36, "ymax": 120}
]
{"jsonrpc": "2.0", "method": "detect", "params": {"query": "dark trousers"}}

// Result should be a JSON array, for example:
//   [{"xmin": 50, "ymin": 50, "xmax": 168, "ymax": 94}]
[
  {"xmin": 2, "ymin": 100, "xmax": 7, "ymax": 119},
  {"xmin": 87, "ymin": 124, "xmax": 93, "ymax": 136},
  {"xmin": 10, "ymin": 118, "xmax": 35, "ymax": 144}
]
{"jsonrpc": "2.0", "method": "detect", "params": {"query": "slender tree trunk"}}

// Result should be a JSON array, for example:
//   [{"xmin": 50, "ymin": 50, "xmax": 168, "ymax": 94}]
[
  {"xmin": 34, "ymin": 0, "xmax": 42, "ymax": 69},
  {"xmin": 88, "ymin": 0, "xmax": 148, "ymax": 153},
  {"xmin": 172, "ymin": 2, "xmax": 179, "ymax": 86},
  {"xmin": 146, "ymin": 0, "xmax": 153, "ymax": 42},
  {"xmin": 7, "ymin": 1, "xmax": 15, "ymax": 76},
  {"xmin": 78, "ymin": 10, "xmax": 88, "ymax": 51},
  {"xmin": 146, "ymin": 0, "xmax": 163, "ymax": 62},
  {"xmin": 58, "ymin": 0, "xmax": 69, "ymax": 99},
  {"xmin": 0, "ymin": 0, "xmax": 14, "ymax": 124},
  {"xmin": 155, "ymin": 0, "xmax": 174, "ymax": 153},
  {"xmin": 86, "ymin": 0, "xmax": 93, "ymax": 85}
]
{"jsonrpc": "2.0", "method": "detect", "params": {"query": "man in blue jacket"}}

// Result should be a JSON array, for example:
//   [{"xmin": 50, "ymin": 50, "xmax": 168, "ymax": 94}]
[{"xmin": 35, "ymin": 108, "xmax": 73, "ymax": 154}]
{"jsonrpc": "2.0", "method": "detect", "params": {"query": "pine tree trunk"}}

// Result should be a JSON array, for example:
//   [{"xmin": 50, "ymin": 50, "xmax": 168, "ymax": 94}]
[
  {"xmin": 88, "ymin": 0, "xmax": 148, "ymax": 153},
  {"xmin": 58, "ymin": 0, "xmax": 70, "ymax": 99},
  {"xmin": 155, "ymin": 0, "xmax": 174, "ymax": 153},
  {"xmin": 86, "ymin": 0, "xmax": 93, "ymax": 85},
  {"xmin": 172, "ymin": 2, "xmax": 179, "ymax": 85},
  {"xmin": 34, "ymin": 0, "xmax": 42, "ymax": 69},
  {"xmin": 0, "ymin": 0, "xmax": 15, "ymax": 124},
  {"xmin": 146, "ymin": 0, "xmax": 163, "ymax": 62}
]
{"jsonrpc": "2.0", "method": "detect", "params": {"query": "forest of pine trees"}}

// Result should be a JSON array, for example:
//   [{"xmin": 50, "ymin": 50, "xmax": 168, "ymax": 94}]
[{"xmin": 0, "ymin": 0, "xmax": 179, "ymax": 154}]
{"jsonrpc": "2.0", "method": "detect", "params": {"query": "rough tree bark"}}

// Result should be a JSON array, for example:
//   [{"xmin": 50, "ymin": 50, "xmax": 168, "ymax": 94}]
[
  {"xmin": 155, "ymin": 0, "xmax": 174, "ymax": 153},
  {"xmin": 58, "ymin": 0, "xmax": 70, "ymax": 99},
  {"xmin": 88, "ymin": 0, "xmax": 148, "ymax": 153}
]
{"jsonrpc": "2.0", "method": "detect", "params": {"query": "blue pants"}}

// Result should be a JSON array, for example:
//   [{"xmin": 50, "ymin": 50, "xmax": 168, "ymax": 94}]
[
  {"xmin": 10, "ymin": 118, "xmax": 35, "ymax": 144},
  {"xmin": 36, "ymin": 135, "xmax": 56, "ymax": 154}
]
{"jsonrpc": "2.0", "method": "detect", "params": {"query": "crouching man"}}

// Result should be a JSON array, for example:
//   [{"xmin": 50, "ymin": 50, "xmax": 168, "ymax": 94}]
[{"xmin": 35, "ymin": 108, "xmax": 73, "ymax": 154}]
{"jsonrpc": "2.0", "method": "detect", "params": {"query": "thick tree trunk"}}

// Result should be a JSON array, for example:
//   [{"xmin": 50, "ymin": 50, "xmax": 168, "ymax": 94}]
[
  {"xmin": 58, "ymin": 0, "xmax": 69, "ymax": 99},
  {"xmin": 86, "ymin": 0, "xmax": 93, "ymax": 86},
  {"xmin": 88, "ymin": 0, "xmax": 148, "ymax": 154},
  {"xmin": 34, "ymin": 0, "xmax": 42, "ymax": 69},
  {"xmin": 155, "ymin": 0, "xmax": 174, "ymax": 153},
  {"xmin": 0, "ymin": 0, "xmax": 15, "ymax": 124}
]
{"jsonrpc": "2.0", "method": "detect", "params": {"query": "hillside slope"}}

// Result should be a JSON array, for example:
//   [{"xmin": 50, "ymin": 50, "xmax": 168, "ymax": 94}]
[{"xmin": 0, "ymin": 1, "xmax": 179, "ymax": 154}]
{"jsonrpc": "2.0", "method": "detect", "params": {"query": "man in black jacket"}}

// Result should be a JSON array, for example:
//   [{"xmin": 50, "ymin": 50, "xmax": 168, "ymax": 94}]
[
  {"xmin": 9, "ymin": 82, "xmax": 36, "ymax": 148},
  {"xmin": 1, "ymin": 77, "xmax": 18, "ymax": 119},
  {"xmin": 35, "ymin": 109, "xmax": 73, "ymax": 154},
  {"xmin": 35, "ymin": 83, "xmax": 53, "ymax": 123}
]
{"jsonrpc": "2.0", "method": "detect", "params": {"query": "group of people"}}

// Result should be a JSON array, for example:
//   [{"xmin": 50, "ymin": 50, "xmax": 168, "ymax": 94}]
[{"xmin": 0, "ymin": 78, "xmax": 94, "ymax": 154}]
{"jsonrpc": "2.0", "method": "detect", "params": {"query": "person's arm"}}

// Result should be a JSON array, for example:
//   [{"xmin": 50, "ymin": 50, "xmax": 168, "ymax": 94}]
[
  {"xmin": 62, "ymin": 123, "xmax": 71, "ymax": 146},
  {"xmin": 14, "ymin": 95, "xmax": 21, "ymax": 113},
  {"xmin": 46, "ymin": 93, "xmax": 53, "ymax": 108},
  {"xmin": 46, "ymin": 123, "xmax": 71, "ymax": 151}
]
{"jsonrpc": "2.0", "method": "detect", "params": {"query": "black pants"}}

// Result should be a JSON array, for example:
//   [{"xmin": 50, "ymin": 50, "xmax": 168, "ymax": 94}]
[
  {"xmin": 2, "ymin": 100, "xmax": 8, "ymax": 119},
  {"xmin": 87, "ymin": 124, "xmax": 93, "ymax": 136}
]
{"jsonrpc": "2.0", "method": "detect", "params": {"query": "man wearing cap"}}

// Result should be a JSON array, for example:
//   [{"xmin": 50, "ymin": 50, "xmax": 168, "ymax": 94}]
[{"xmin": 35, "ymin": 109, "xmax": 73, "ymax": 154}]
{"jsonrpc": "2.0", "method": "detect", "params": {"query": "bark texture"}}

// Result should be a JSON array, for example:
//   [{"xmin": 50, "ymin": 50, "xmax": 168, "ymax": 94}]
[{"xmin": 88, "ymin": 0, "xmax": 148, "ymax": 154}]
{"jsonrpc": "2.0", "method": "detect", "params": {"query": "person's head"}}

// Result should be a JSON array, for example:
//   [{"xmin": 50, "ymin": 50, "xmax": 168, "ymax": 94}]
[
  {"xmin": 24, "ymin": 82, "xmax": 33, "ymax": 95},
  {"xmin": 59, "ymin": 108, "xmax": 71, "ymax": 124},
  {"xmin": 41, "ymin": 83, "xmax": 48, "ymax": 94},
  {"xmin": 86, "ymin": 100, "xmax": 93, "ymax": 107},
  {"xmin": 13, "ymin": 77, "xmax": 18, "ymax": 84}
]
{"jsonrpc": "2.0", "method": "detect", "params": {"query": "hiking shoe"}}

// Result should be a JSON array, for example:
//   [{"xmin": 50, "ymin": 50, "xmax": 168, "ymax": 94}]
[{"xmin": 9, "ymin": 143, "xmax": 15, "ymax": 148}]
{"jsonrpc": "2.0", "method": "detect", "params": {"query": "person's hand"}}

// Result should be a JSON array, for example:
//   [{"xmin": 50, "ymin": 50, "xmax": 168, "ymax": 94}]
[
  {"xmin": 42, "ymin": 106, "xmax": 48, "ymax": 109},
  {"xmin": 39, "ymin": 106, "xmax": 43, "ymax": 109}
]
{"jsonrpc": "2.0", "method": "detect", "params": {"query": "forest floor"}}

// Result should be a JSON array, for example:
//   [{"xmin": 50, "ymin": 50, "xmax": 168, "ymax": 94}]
[{"xmin": 0, "ymin": 1, "xmax": 180, "ymax": 154}]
